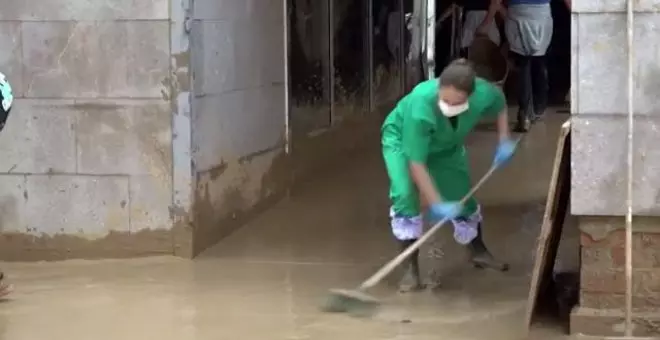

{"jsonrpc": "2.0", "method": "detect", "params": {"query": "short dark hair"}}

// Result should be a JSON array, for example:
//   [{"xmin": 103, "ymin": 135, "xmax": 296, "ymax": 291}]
[{"xmin": 439, "ymin": 58, "xmax": 476, "ymax": 94}]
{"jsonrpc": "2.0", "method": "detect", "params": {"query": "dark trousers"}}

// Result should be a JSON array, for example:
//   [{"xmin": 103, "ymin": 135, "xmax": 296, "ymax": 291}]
[
  {"xmin": 511, "ymin": 52, "xmax": 548, "ymax": 123},
  {"xmin": 459, "ymin": 48, "xmax": 468, "ymax": 58}
]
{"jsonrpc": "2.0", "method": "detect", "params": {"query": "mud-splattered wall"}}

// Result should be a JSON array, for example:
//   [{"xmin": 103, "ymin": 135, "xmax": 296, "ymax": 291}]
[
  {"xmin": 187, "ymin": 0, "xmax": 409, "ymax": 256},
  {"xmin": 0, "ymin": 0, "xmax": 410, "ymax": 260},
  {"xmin": 190, "ymin": 0, "xmax": 288, "ymax": 255},
  {"xmin": 288, "ymin": 0, "xmax": 405, "ymax": 132},
  {"xmin": 283, "ymin": 0, "xmax": 406, "ymax": 185},
  {"xmin": 0, "ymin": 0, "xmax": 179, "ymax": 260}
]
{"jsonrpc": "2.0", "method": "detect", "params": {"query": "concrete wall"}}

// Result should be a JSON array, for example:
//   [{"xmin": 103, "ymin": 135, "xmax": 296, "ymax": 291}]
[
  {"xmin": 0, "ymin": 0, "xmax": 400, "ymax": 259},
  {"xmin": 188, "ymin": 0, "xmax": 395, "ymax": 256},
  {"xmin": 570, "ymin": 0, "xmax": 660, "ymax": 336},
  {"xmin": 189, "ymin": 0, "xmax": 289, "ymax": 255},
  {"xmin": 0, "ymin": 0, "xmax": 191, "ymax": 260}
]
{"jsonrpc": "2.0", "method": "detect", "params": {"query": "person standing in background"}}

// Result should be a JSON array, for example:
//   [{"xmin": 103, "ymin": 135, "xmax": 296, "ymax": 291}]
[{"xmin": 501, "ymin": 0, "xmax": 553, "ymax": 132}]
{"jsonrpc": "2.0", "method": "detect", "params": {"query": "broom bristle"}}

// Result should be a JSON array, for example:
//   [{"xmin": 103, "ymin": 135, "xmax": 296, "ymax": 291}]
[{"xmin": 321, "ymin": 289, "xmax": 381, "ymax": 317}]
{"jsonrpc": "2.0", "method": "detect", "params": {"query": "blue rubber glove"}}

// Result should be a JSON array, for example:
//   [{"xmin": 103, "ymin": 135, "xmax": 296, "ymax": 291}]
[
  {"xmin": 493, "ymin": 138, "xmax": 517, "ymax": 167},
  {"xmin": 429, "ymin": 202, "xmax": 463, "ymax": 221}
]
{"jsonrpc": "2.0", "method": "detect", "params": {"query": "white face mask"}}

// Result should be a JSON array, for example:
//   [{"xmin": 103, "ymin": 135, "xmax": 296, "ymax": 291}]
[{"xmin": 438, "ymin": 100, "xmax": 469, "ymax": 117}]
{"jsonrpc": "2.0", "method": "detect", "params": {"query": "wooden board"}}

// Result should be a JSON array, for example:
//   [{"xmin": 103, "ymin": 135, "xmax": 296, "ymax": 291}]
[{"xmin": 524, "ymin": 120, "xmax": 572, "ymax": 331}]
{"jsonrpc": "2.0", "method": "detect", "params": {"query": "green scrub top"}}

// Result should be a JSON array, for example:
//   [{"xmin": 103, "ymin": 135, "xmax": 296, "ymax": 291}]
[{"xmin": 381, "ymin": 77, "xmax": 505, "ymax": 217}]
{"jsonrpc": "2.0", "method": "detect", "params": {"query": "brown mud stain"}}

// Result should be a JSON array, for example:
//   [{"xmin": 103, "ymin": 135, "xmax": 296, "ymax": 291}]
[{"xmin": 0, "ymin": 226, "xmax": 190, "ymax": 262}]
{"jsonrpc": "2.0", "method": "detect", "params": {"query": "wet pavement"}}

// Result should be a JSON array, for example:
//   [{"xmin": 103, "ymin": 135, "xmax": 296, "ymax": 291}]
[{"xmin": 0, "ymin": 113, "xmax": 578, "ymax": 340}]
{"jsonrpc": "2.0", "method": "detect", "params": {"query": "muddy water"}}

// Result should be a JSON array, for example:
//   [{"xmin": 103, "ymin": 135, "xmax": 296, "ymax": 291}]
[{"xmin": 0, "ymin": 113, "xmax": 578, "ymax": 340}]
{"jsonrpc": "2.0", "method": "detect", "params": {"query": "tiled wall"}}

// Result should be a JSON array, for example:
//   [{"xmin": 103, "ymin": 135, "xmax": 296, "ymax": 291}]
[{"xmin": 0, "ymin": 0, "xmax": 178, "ymax": 259}]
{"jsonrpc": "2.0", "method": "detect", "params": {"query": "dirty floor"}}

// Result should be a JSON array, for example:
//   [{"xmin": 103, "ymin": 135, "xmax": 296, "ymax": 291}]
[{"xmin": 0, "ymin": 114, "xmax": 579, "ymax": 340}]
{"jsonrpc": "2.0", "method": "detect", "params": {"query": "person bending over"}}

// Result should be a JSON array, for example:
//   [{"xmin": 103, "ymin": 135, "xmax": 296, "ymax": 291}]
[{"xmin": 381, "ymin": 59, "xmax": 516, "ymax": 292}]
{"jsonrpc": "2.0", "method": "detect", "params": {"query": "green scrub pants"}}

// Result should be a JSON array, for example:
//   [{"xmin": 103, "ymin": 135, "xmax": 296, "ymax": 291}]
[{"xmin": 383, "ymin": 145, "xmax": 479, "ymax": 218}]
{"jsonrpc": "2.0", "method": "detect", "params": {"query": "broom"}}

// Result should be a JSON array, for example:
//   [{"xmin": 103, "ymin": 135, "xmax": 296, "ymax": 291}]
[{"xmin": 322, "ymin": 160, "xmax": 504, "ymax": 316}]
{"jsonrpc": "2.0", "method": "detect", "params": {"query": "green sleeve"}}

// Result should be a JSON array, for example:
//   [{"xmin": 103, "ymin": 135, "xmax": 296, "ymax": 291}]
[
  {"xmin": 402, "ymin": 101, "xmax": 434, "ymax": 163},
  {"xmin": 482, "ymin": 83, "xmax": 506, "ymax": 118}
]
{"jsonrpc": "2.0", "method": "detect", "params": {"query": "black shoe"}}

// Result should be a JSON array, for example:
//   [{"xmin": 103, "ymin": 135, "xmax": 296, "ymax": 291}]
[
  {"xmin": 397, "ymin": 240, "xmax": 426, "ymax": 292},
  {"xmin": 531, "ymin": 111, "xmax": 545, "ymax": 123},
  {"xmin": 467, "ymin": 224, "xmax": 509, "ymax": 272},
  {"xmin": 513, "ymin": 118, "xmax": 531, "ymax": 133},
  {"xmin": 514, "ymin": 107, "xmax": 533, "ymax": 132}
]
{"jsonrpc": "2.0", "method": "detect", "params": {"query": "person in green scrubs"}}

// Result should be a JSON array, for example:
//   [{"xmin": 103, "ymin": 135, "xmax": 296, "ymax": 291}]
[{"xmin": 381, "ymin": 59, "xmax": 516, "ymax": 292}]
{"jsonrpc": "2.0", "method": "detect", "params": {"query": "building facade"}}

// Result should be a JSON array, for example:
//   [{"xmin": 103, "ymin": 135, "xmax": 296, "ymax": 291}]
[
  {"xmin": 0, "ymin": 0, "xmax": 658, "ymax": 336},
  {"xmin": 570, "ymin": 0, "xmax": 660, "ymax": 336}
]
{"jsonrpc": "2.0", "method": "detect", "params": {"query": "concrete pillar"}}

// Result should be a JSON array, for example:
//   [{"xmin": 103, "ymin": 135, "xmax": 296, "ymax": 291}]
[{"xmin": 570, "ymin": 0, "xmax": 660, "ymax": 336}]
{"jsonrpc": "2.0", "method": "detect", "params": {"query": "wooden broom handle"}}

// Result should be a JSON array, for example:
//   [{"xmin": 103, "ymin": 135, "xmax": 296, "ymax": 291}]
[
  {"xmin": 360, "ymin": 137, "xmax": 522, "ymax": 290},
  {"xmin": 360, "ymin": 164, "xmax": 498, "ymax": 290}
]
